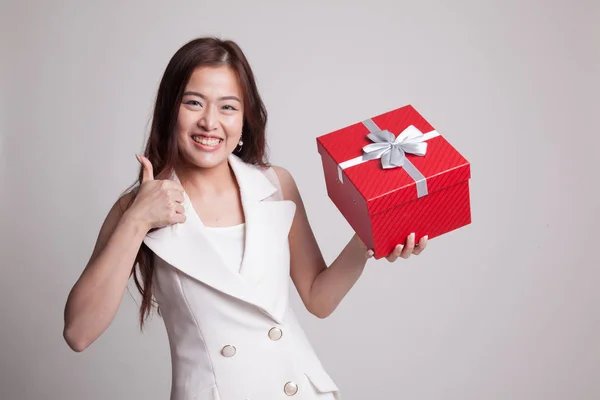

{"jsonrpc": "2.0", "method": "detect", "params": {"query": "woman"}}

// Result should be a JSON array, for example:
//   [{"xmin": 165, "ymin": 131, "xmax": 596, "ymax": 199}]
[{"xmin": 63, "ymin": 37, "xmax": 427, "ymax": 400}]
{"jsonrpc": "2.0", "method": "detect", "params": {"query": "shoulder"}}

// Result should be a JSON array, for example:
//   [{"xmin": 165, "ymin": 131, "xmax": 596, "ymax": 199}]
[
  {"xmin": 102, "ymin": 188, "xmax": 138, "ymax": 230},
  {"xmin": 88, "ymin": 187, "xmax": 139, "ymax": 260},
  {"xmin": 114, "ymin": 186, "xmax": 138, "ymax": 213},
  {"xmin": 270, "ymin": 165, "xmax": 294, "ymax": 186},
  {"xmin": 99, "ymin": 186, "xmax": 139, "ymax": 228},
  {"xmin": 269, "ymin": 165, "xmax": 300, "ymax": 200}
]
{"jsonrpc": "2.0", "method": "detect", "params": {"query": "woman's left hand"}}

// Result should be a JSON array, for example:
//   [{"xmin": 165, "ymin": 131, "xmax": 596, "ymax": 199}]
[
  {"xmin": 364, "ymin": 232, "xmax": 428, "ymax": 261},
  {"xmin": 384, "ymin": 232, "xmax": 428, "ymax": 262},
  {"xmin": 358, "ymin": 232, "xmax": 428, "ymax": 261}
]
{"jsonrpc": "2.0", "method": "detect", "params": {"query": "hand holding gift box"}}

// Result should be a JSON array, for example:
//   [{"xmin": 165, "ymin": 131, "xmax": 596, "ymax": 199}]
[{"xmin": 317, "ymin": 105, "xmax": 471, "ymax": 260}]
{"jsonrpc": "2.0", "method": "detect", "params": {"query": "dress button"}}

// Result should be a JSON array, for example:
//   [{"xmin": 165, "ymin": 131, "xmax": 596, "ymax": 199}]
[
  {"xmin": 221, "ymin": 345, "xmax": 236, "ymax": 357},
  {"xmin": 268, "ymin": 327, "xmax": 283, "ymax": 341},
  {"xmin": 284, "ymin": 381, "xmax": 298, "ymax": 396}
]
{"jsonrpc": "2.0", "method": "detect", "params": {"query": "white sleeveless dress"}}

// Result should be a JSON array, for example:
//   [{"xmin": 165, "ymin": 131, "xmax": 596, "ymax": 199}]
[{"xmin": 143, "ymin": 155, "xmax": 340, "ymax": 400}]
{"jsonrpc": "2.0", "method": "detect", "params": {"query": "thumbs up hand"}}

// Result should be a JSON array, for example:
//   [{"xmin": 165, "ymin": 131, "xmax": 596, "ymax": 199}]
[{"xmin": 126, "ymin": 155, "xmax": 187, "ymax": 232}]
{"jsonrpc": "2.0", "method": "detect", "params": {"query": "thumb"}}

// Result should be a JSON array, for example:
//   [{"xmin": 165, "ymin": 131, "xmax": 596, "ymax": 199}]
[{"xmin": 136, "ymin": 154, "xmax": 154, "ymax": 182}]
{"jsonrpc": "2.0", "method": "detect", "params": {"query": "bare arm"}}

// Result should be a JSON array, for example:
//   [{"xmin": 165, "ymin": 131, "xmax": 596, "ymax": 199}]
[
  {"xmin": 63, "ymin": 156, "xmax": 185, "ymax": 352},
  {"xmin": 273, "ymin": 166, "xmax": 427, "ymax": 319},
  {"xmin": 63, "ymin": 193, "xmax": 148, "ymax": 352}
]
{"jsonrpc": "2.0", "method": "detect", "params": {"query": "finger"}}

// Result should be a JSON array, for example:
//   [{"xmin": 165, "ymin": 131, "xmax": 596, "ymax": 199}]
[
  {"xmin": 170, "ymin": 190, "xmax": 185, "ymax": 204},
  {"xmin": 137, "ymin": 155, "xmax": 154, "ymax": 182},
  {"xmin": 172, "ymin": 213, "xmax": 187, "ymax": 224},
  {"xmin": 161, "ymin": 180, "xmax": 186, "ymax": 194},
  {"xmin": 400, "ymin": 232, "xmax": 415, "ymax": 258},
  {"xmin": 413, "ymin": 235, "xmax": 428, "ymax": 255},
  {"xmin": 386, "ymin": 244, "xmax": 403, "ymax": 262},
  {"xmin": 175, "ymin": 203, "xmax": 185, "ymax": 215}
]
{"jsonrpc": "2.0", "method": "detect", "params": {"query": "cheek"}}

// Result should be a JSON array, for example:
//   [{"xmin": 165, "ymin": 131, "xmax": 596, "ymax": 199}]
[
  {"xmin": 224, "ymin": 116, "xmax": 244, "ymax": 139},
  {"xmin": 176, "ymin": 109, "xmax": 189, "ymax": 131},
  {"xmin": 176, "ymin": 109, "xmax": 196, "ymax": 140}
]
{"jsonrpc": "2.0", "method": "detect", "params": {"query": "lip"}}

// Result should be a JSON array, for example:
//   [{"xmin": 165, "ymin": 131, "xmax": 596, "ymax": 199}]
[
  {"xmin": 191, "ymin": 133, "xmax": 224, "ymax": 140},
  {"xmin": 191, "ymin": 134, "xmax": 223, "ymax": 152}
]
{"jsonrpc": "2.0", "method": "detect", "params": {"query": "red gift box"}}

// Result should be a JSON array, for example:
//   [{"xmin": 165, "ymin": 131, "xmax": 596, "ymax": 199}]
[{"xmin": 316, "ymin": 105, "xmax": 471, "ymax": 259}]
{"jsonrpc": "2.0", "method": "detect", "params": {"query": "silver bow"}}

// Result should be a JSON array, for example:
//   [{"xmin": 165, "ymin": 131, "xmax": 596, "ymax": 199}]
[{"xmin": 361, "ymin": 125, "xmax": 428, "ymax": 169}]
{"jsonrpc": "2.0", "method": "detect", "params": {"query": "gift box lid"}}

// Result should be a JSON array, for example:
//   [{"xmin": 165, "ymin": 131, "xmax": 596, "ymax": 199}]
[{"xmin": 316, "ymin": 105, "xmax": 471, "ymax": 216}]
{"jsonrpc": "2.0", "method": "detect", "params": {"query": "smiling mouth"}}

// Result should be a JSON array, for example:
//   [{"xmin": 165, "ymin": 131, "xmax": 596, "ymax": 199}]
[{"xmin": 191, "ymin": 135, "xmax": 223, "ymax": 147}]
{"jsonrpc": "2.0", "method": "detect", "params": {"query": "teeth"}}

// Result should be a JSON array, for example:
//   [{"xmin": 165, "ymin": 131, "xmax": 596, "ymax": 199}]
[{"xmin": 192, "ymin": 136, "xmax": 221, "ymax": 146}]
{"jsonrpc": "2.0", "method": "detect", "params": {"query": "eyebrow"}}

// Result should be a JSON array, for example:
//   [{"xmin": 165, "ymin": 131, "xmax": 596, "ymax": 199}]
[{"xmin": 183, "ymin": 91, "xmax": 241, "ymax": 103}]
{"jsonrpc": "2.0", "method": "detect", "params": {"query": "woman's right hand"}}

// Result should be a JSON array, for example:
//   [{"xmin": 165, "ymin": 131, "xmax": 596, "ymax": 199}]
[{"xmin": 126, "ymin": 155, "xmax": 187, "ymax": 232}]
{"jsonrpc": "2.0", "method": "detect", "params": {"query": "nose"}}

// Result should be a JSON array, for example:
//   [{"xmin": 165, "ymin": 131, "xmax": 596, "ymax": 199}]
[{"xmin": 198, "ymin": 105, "xmax": 218, "ymax": 131}]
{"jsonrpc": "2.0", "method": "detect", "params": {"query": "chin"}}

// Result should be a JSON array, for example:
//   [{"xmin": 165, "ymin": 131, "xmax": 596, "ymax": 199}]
[{"xmin": 184, "ymin": 151, "xmax": 232, "ymax": 170}]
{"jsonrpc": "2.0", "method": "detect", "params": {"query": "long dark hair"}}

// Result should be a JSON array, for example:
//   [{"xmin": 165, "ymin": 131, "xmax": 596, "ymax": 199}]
[{"xmin": 124, "ymin": 37, "xmax": 269, "ymax": 329}]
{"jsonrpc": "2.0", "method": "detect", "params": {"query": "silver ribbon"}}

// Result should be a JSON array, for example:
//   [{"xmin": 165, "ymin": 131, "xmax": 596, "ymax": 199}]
[{"xmin": 337, "ymin": 119, "xmax": 440, "ymax": 198}]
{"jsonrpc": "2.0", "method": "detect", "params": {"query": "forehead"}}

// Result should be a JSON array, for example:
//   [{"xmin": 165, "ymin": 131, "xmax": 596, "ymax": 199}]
[{"xmin": 185, "ymin": 66, "xmax": 242, "ymax": 94}]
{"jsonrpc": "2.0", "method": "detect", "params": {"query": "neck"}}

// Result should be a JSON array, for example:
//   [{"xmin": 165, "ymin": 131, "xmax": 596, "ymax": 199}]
[{"xmin": 174, "ymin": 157, "xmax": 238, "ymax": 198}]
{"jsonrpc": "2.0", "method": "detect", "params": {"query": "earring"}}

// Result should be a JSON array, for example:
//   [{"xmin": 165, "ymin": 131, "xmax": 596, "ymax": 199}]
[{"xmin": 236, "ymin": 139, "xmax": 244, "ymax": 152}]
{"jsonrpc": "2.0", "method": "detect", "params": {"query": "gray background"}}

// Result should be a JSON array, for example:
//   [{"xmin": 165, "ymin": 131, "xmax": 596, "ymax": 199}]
[{"xmin": 1, "ymin": 0, "xmax": 599, "ymax": 399}]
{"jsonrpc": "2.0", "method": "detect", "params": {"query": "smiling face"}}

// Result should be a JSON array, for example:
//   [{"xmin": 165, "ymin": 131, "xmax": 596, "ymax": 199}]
[{"xmin": 176, "ymin": 66, "xmax": 244, "ymax": 169}]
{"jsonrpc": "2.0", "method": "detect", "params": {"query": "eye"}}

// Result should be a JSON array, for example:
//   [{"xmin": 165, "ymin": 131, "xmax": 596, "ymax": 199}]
[
  {"xmin": 222, "ymin": 105, "xmax": 238, "ymax": 111},
  {"xmin": 184, "ymin": 100, "xmax": 202, "ymax": 107}
]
